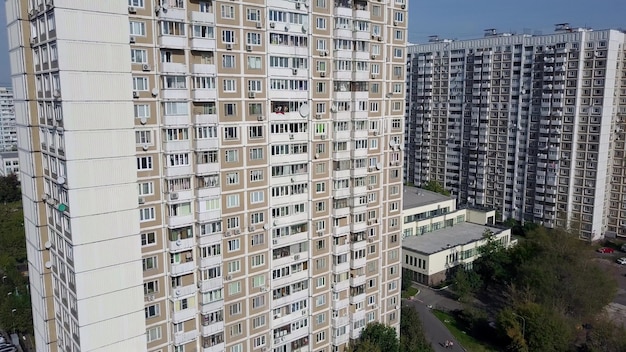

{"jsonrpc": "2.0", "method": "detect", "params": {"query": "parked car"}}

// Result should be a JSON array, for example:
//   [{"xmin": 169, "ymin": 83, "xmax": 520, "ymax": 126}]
[
  {"xmin": 597, "ymin": 247, "xmax": 615, "ymax": 253},
  {"xmin": 621, "ymin": 244, "xmax": 626, "ymax": 252},
  {"xmin": 617, "ymin": 257, "xmax": 626, "ymax": 265}
]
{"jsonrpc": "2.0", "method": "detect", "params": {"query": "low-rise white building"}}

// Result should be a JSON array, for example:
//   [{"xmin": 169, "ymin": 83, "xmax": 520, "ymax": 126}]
[
  {"xmin": 401, "ymin": 187, "xmax": 512, "ymax": 285},
  {"xmin": 0, "ymin": 151, "xmax": 18, "ymax": 179}
]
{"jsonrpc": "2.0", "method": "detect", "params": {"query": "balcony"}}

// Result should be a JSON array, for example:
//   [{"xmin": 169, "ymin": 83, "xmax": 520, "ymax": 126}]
[
  {"xmin": 163, "ymin": 140, "xmax": 192, "ymax": 152},
  {"xmin": 168, "ymin": 215, "xmax": 194, "ymax": 229},
  {"xmin": 164, "ymin": 165, "xmax": 193, "ymax": 178},
  {"xmin": 170, "ymin": 261, "xmax": 195, "ymax": 276},
  {"xmin": 334, "ymin": 6, "xmax": 352, "ymax": 17},
  {"xmin": 350, "ymin": 257, "xmax": 367, "ymax": 269},
  {"xmin": 191, "ymin": 10, "xmax": 215, "ymax": 24},
  {"xmin": 196, "ymin": 162, "xmax": 220, "ymax": 174},
  {"xmin": 173, "ymin": 330, "xmax": 198, "ymax": 345},
  {"xmin": 161, "ymin": 62, "xmax": 187, "ymax": 74},
  {"xmin": 332, "ymin": 207, "xmax": 350, "ymax": 218},
  {"xmin": 169, "ymin": 237, "xmax": 195, "ymax": 252},
  {"xmin": 203, "ymin": 343, "xmax": 225, "ymax": 352},
  {"xmin": 200, "ymin": 255, "xmax": 222, "ymax": 269},
  {"xmin": 332, "ymin": 224, "xmax": 350, "ymax": 235},
  {"xmin": 333, "ymin": 261, "xmax": 350, "ymax": 274},
  {"xmin": 191, "ymin": 63, "xmax": 216, "ymax": 75},
  {"xmin": 196, "ymin": 186, "xmax": 220, "ymax": 199},
  {"xmin": 196, "ymin": 209, "xmax": 221, "ymax": 222},
  {"xmin": 268, "ymin": 88, "xmax": 308, "ymax": 101},
  {"xmin": 332, "ymin": 297, "xmax": 350, "ymax": 311},
  {"xmin": 333, "ymin": 242, "xmax": 350, "ymax": 254},
  {"xmin": 194, "ymin": 138, "xmax": 219, "ymax": 150},
  {"xmin": 332, "ymin": 169, "xmax": 351, "ymax": 179},
  {"xmin": 201, "ymin": 321, "xmax": 224, "ymax": 336},
  {"xmin": 159, "ymin": 35, "xmax": 187, "ymax": 49},
  {"xmin": 192, "ymin": 89, "xmax": 217, "ymax": 101},
  {"xmin": 163, "ymin": 114, "xmax": 190, "ymax": 126},
  {"xmin": 171, "ymin": 284, "xmax": 197, "ymax": 299},
  {"xmin": 332, "ymin": 150, "xmax": 351, "ymax": 160},
  {"xmin": 161, "ymin": 88, "xmax": 188, "ymax": 100},
  {"xmin": 194, "ymin": 114, "xmax": 218, "ymax": 125},
  {"xmin": 189, "ymin": 38, "xmax": 217, "ymax": 51},
  {"xmin": 273, "ymin": 269, "xmax": 308, "ymax": 289},
  {"xmin": 199, "ymin": 278, "xmax": 223, "ymax": 293},
  {"xmin": 349, "ymin": 292, "xmax": 366, "ymax": 305}
]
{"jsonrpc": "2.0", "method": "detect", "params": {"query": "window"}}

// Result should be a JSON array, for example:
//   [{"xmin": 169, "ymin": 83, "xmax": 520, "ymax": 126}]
[
  {"xmin": 131, "ymin": 49, "xmax": 148, "ymax": 63},
  {"xmin": 316, "ymin": 17, "xmax": 326, "ymax": 29},
  {"xmin": 134, "ymin": 104, "xmax": 150, "ymax": 119},
  {"xmin": 129, "ymin": 0, "xmax": 145, "ymax": 7},
  {"xmin": 133, "ymin": 77, "xmax": 148, "ymax": 91},
  {"xmin": 250, "ymin": 191, "xmax": 264, "ymax": 203},
  {"xmin": 145, "ymin": 304, "xmax": 160, "ymax": 318},
  {"xmin": 247, "ymin": 56, "xmax": 262, "ymax": 69},
  {"xmin": 135, "ymin": 130, "xmax": 152, "ymax": 145},
  {"xmin": 247, "ymin": 8, "xmax": 260, "ymax": 22},
  {"xmin": 143, "ymin": 256, "xmax": 157, "ymax": 271},
  {"xmin": 249, "ymin": 126, "xmax": 263, "ymax": 138},
  {"xmin": 247, "ymin": 32, "xmax": 261, "ymax": 45},
  {"xmin": 226, "ymin": 194, "xmax": 240, "ymax": 208},
  {"xmin": 252, "ymin": 294, "xmax": 265, "ymax": 308},
  {"xmin": 146, "ymin": 326, "xmax": 161, "ymax": 343},
  {"xmin": 222, "ymin": 29, "xmax": 235, "ymax": 43},
  {"xmin": 223, "ymin": 79, "xmax": 237, "ymax": 92},
  {"xmin": 140, "ymin": 207, "xmax": 155, "ymax": 222},
  {"xmin": 129, "ymin": 21, "xmax": 146, "ymax": 36},
  {"xmin": 224, "ymin": 149, "xmax": 238, "ymax": 163},
  {"xmin": 226, "ymin": 172, "xmax": 239, "ymax": 185},
  {"xmin": 160, "ymin": 21, "xmax": 186, "ymax": 36},
  {"xmin": 141, "ymin": 232, "xmax": 156, "ymax": 246},
  {"xmin": 221, "ymin": 5, "xmax": 234, "ymax": 19},
  {"xmin": 222, "ymin": 54, "xmax": 236, "ymax": 68},
  {"xmin": 250, "ymin": 148, "xmax": 264, "ymax": 160},
  {"xmin": 224, "ymin": 127, "xmax": 239, "ymax": 140},
  {"xmin": 229, "ymin": 302, "xmax": 242, "ymax": 316},
  {"xmin": 253, "ymin": 335, "xmax": 266, "ymax": 348},
  {"xmin": 248, "ymin": 80, "xmax": 262, "ymax": 92},
  {"xmin": 251, "ymin": 254, "xmax": 265, "ymax": 267},
  {"xmin": 224, "ymin": 103, "xmax": 237, "ymax": 116},
  {"xmin": 137, "ymin": 156, "xmax": 153, "ymax": 170},
  {"xmin": 227, "ymin": 238, "xmax": 240, "ymax": 252},
  {"xmin": 163, "ymin": 75, "xmax": 186, "ymax": 89}
]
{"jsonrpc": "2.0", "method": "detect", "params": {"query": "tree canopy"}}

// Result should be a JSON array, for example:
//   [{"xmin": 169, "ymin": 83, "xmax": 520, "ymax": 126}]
[
  {"xmin": 0, "ymin": 174, "xmax": 21, "ymax": 203},
  {"xmin": 352, "ymin": 308, "xmax": 433, "ymax": 352},
  {"xmin": 421, "ymin": 181, "xmax": 450, "ymax": 196}
]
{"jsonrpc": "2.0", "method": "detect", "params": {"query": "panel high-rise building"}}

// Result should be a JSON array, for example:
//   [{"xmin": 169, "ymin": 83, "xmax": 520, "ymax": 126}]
[
  {"xmin": 6, "ymin": 0, "xmax": 407, "ymax": 351},
  {"xmin": 405, "ymin": 26, "xmax": 626, "ymax": 240},
  {"xmin": 0, "ymin": 87, "xmax": 17, "ymax": 151}
]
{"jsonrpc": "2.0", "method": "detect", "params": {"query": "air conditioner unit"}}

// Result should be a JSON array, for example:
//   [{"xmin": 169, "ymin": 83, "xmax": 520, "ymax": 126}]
[
  {"xmin": 225, "ymin": 231, "xmax": 232, "ymax": 237},
  {"xmin": 315, "ymin": 114, "xmax": 322, "ymax": 119},
  {"xmin": 170, "ymin": 193, "xmax": 179, "ymax": 200},
  {"xmin": 320, "ymin": 72, "xmax": 326, "ymax": 77},
  {"xmin": 368, "ymin": 238, "xmax": 374, "ymax": 243},
  {"xmin": 317, "ymin": 230, "xmax": 324, "ymax": 236},
  {"xmin": 371, "ymin": 74, "xmax": 376, "ymax": 79},
  {"xmin": 295, "ymin": 2, "xmax": 301, "ymax": 9},
  {"xmin": 320, "ymin": 135, "xmax": 326, "ymax": 140},
  {"xmin": 142, "ymin": 64, "xmax": 151, "ymax": 71},
  {"xmin": 248, "ymin": 92, "xmax": 256, "ymax": 98},
  {"xmin": 292, "ymin": 68, "xmax": 298, "ymax": 75},
  {"xmin": 130, "ymin": 36, "xmax": 136, "ymax": 43},
  {"xmin": 270, "ymin": 22, "xmax": 276, "ymax": 28},
  {"xmin": 374, "ymin": 131, "xmax": 380, "ymax": 136},
  {"xmin": 226, "ymin": 275, "xmax": 232, "ymax": 280},
  {"xmin": 371, "ymin": 54, "xmax": 376, "ymax": 59},
  {"xmin": 320, "ymin": 51, "xmax": 328, "ymax": 57},
  {"xmin": 272, "ymin": 239, "xmax": 278, "ymax": 245},
  {"xmin": 289, "ymin": 134, "xmax": 295, "ymax": 140},
  {"xmin": 226, "ymin": 43, "xmax": 233, "ymax": 50},
  {"xmin": 367, "ymin": 185, "xmax": 373, "ymax": 190},
  {"xmin": 29, "ymin": 38, "xmax": 36, "ymax": 46},
  {"xmin": 249, "ymin": 226, "xmax": 256, "ymax": 232},
  {"xmin": 139, "ymin": 117, "xmax": 147, "ymax": 125},
  {"xmin": 133, "ymin": 91, "xmax": 140, "ymax": 98},
  {"xmin": 256, "ymin": 22, "xmax": 262, "ymax": 29},
  {"xmin": 377, "ymin": 37, "xmax": 383, "ymax": 42},
  {"xmin": 138, "ymin": 197, "xmax": 145, "ymax": 204},
  {"xmin": 246, "ymin": 45, "xmax": 252, "ymax": 51},
  {"xmin": 257, "ymin": 115, "xmax": 265, "ymax": 121},
  {"xmin": 393, "ymin": 21, "xmax": 399, "ymax": 26},
  {"xmin": 294, "ymin": 255, "xmax": 300, "ymax": 260},
  {"xmin": 128, "ymin": 6, "xmax": 137, "ymax": 13},
  {"xmin": 235, "ymin": 229, "xmax": 241, "ymax": 235},
  {"xmin": 401, "ymin": 4, "xmax": 406, "ymax": 9},
  {"xmin": 314, "ymin": 153, "xmax": 320, "ymax": 159},
  {"xmin": 147, "ymin": 295, "xmax": 155, "ymax": 301}
]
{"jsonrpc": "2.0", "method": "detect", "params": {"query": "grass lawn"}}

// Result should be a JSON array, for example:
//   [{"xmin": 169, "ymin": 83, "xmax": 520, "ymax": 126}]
[
  {"xmin": 401, "ymin": 286, "xmax": 419, "ymax": 299},
  {"xmin": 432, "ymin": 310, "xmax": 501, "ymax": 352}
]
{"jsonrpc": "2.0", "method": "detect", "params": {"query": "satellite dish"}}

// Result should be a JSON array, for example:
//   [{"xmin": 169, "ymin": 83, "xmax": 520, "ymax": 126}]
[
  {"xmin": 298, "ymin": 103, "xmax": 310, "ymax": 118},
  {"xmin": 56, "ymin": 176, "xmax": 66, "ymax": 185},
  {"xmin": 44, "ymin": 241, "xmax": 52, "ymax": 249},
  {"xmin": 151, "ymin": 88, "xmax": 159, "ymax": 96},
  {"xmin": 263, "ymin": 224, "xmax": 270, "ymax": 230},
  {"xmin": 44, "ymin": 261, "xmax": 52, "ymax": 269}
]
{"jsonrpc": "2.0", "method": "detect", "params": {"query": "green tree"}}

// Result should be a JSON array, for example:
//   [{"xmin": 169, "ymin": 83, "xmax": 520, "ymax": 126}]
[
  {"xmin": 0, "ymin": 174, "xmax": 21, "ymax": 203},
  {"xmin": 580, "ymin": 316, "xmax": 626, "ymax": 352},
  {"xmin": 354, "ymin": 323, "xmax": 399, "ymax": 352},
  {"xmin": 400, "ymin": 306, "xmax": 433, "ymax": 352},
  {"xmin": 351, "ymin": 340, "xmax": 382, "ymax": 352},
  {"xmin": 451, "ymin": 267, "xmax": 482, "ymax": 302},
  {"xmin": 401, "ymin": 269, "xmax": 413, "ymax": 291},
  {"xmin": 421, "ymin": 181, "xmax": 450, "ymax": 196},
  {"xmin": 473, "ymin": 229, "xmax": 514, "ymax": 288}
]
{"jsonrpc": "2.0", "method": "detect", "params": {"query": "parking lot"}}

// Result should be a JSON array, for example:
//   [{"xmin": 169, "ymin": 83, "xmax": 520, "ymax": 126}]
[{"xmin": 593, "ymin": 248, "xmax": 626, "ymax": 324}]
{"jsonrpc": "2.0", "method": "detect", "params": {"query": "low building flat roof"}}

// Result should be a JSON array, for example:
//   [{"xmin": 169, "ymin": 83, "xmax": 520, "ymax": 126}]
[
  {"xmin": 402, "ymin": 222, "xmax": 505, "ymax": 255},
  {"xmin": 402, "ymin": 186, "xmax": 452, "ymax": 210},
  {"xmin": 0, "ymin": 151, "xmax": 18, "ymax": 159}
]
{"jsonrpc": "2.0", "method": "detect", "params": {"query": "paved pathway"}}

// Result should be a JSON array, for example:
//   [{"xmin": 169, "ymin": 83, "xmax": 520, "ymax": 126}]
[{"xmin": 403, "ymin": 285, "xmax": 466, "ymax": 352}]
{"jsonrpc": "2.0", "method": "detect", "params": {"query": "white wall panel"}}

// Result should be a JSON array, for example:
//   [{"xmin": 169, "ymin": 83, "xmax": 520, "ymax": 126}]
[
  {"xmin": 90, "ymin": 337, "xmax": 147, "ymax": 352},
  {"xmin": 72, "ymin": 235, "xmax": 142, "ymax": 275},
  {"xmin": 11, "ymin": 75, "xmax": 26, "ymax": 100},
  {"xmin": 4, "ymin": 0, "xmax": 21, "ymax": 24},
  {"xmin": 63, "ymin": 102, "xmax": 134, "ymax": 131},
  {"xmin": 13, "ymin": 101, "xmax": 29, "ymax": 126},
  {"xmin": 58, "ymin": 72, "xmax": 132, "ymax": 102},
  {"xmin": 75, "ymin": 261, "xmax": 143, "ymax": 299},
  {"xmin": 69, "ymin": 209, "xmax": 139, "ymax": 245},
  {"xmin": 66, "ymin": 158, "xmax": 137, "ymax": 189},
  {"xmin": 5, "ymin": 21, "xmax": 23, "ymax": 50},
  {"xmin": 78, "ymin": 311, "xmax": 145, "ymax": 352},
  {"xmin": 67, "ymin": 184, "xmax": 138, "ymax": 217},
  {"xmin": 64, "ymin": 131, "xmax": 135, "ymax": 160},
  {"xmin": 17, "ymin": 148, "xmax": 33, "ymax": 176},
  {"xmin": 20, "ymin": 172, "xmax": 35, "ymax": 198},
  {"xmin": 54, "ymin": 0, "xmax": 128, "ymax": 15},
  {"xmin": 24, "ymin": 219, "xmax": 42, "ymax": 250},
  {"xmin": 55, "ymin": 9, "xmax": 130, "ymax": 43},
  {"xmin": 57, "ymin": 42, "xmax": 131, "ymax": 73},
  {"xmin": 9, "ymin": 48, "xmax": 25, "ymax": 74},
  {"xmin": 76, "ymin": 286, "xmax": 144, "ymax": 325}
]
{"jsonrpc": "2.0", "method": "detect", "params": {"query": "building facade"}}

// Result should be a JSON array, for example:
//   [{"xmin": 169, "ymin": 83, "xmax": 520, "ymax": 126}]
[
  {"xmin": 0, "ymin": 87, "xmax": 17, "ymax": 151},
  {"xmin": 6, "ymin": 0, "xmax": 408, "ymax": 351},
  {"xmin": 0, "ymin": 151, "xmax": 20, "ymax": 178},
  {"xmin": 405, "ymin": 26, "xmax": 626, "ymax": 240}
]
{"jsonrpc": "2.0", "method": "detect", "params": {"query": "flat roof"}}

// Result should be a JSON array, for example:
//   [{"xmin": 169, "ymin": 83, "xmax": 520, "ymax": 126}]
[
  {"xmin": 402, "ymin": 187, "xmax": 452, "ymax": 210},
  {"xmin": 0, "ymin": 151, "xmax": 18, "ymax": 159},
  {"xmin": 402, "ymin": 222, "xmax": 505, "ymax": 255}
]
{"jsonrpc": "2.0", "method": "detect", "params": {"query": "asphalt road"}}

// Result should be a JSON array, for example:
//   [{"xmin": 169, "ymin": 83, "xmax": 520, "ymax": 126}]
[{"xmin": 404, "ymin": 287, "xmax": 465, "ymax": 352}]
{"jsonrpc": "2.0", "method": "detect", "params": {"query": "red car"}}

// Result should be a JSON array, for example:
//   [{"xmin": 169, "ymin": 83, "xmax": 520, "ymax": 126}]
[{"xmin": 597, "ymin": 247, "xmax": 615, "ymax": 254}]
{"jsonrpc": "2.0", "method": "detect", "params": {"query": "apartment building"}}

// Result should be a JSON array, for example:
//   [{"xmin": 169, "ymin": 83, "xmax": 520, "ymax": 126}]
[
  {"xmin": 0, "ymin": 87, "xmax": 17, "ymax": 151},
  {"xmin": 0, "ymin": 151, "xmax": 20, "ymax": 178},
  {"xmin": 405, "ymin": 26, "xmax": 626, "ymax": 240},
  {"xmin": 6, "ymin": 0, "xmax": 407, "ymax": 351}
]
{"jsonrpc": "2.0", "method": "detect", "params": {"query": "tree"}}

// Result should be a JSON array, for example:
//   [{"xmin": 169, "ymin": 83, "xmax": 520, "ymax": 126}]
[
  {"xmin": 400, "ymin": 306, "xmax": 434, "ymax": 352},
  {"xmin": 354, "ymin": 323, "xmax": 399, "ymax": 352},
  {"xmin": 401, "ymin": 269, "xmax": 413, "ymax": 291},
  {"xmin": 451, "ymin": 267, "xmax": 482, "ymax": 302},
  {"xmin": 421, "ymin": 181, "xmax": 450, "ymax": 196},
  {"xmin": 0, "ymin": 174, "xmax": 21, "ymax": 203},
  {"xmin": 580, "ymin": 316, "xmax": 626, "ymax": 352},
  {"xmin": 351, "ymin": 340, "xmax": 382, "ymax": 352}
]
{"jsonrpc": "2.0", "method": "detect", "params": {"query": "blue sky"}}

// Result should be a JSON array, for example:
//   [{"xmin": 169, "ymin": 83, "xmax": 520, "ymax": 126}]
[{"xmin": 0, "ymin": 0, "xmax": 624, "ymax": 84}]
